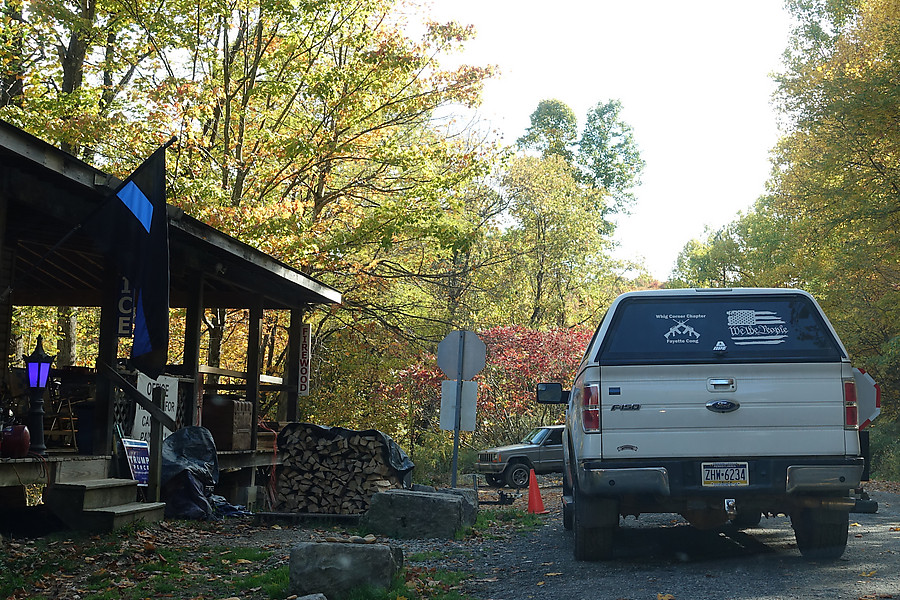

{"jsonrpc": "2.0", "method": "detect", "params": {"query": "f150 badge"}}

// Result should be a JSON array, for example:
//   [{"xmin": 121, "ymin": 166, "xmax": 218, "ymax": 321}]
[{"xmin": 610, "ymin": 404, "xmax": 641, "ymax": 411}]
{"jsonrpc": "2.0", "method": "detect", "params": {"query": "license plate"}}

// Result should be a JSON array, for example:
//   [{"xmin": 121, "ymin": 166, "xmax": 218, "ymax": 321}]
[{"xmin": 702, "ymin": 462, "xmax": 749, "ymax": 487}]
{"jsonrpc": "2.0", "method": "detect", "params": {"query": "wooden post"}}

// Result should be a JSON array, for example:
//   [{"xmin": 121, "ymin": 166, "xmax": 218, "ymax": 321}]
[
  {"xmin": 0, "ymin": 196, "xmax": 12, "ymax": 384},
  {"xmin": 94, "ymin": 270, "xmax": 120, "ymax": 456},
  {"xmin": 182, "ymin": 273, "xmax": 204, "ymax": 427},
  {"xmin": 246, "ymin": 300, "xmax": 263, "ymax": 450},
  {"xmin": 148, "ymin": 386, "xmax": 164, "ymax": 502}
]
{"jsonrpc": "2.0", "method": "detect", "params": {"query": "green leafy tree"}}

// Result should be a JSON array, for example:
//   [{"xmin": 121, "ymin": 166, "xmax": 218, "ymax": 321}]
[
  {"xmin": 577, "ymin": 99, "xmax": 645, "ymax": 211},
  {"xmin": 516, "ymin": 98, "xmax": 578, "ymax": 161},
  {"xmin": 677, "ymin": 0, "xmax": 900, "ymax": 425},
  {"xmin": 770, "ymin": 0, "xmax": 900, "ymax": 418},
  {"xmin": 670, "ymin": 198, "xmax": 803, "ymax": 289},
  {"xmin": 485, "ymin": 155, "xmax": 617, "ymax": 328}
]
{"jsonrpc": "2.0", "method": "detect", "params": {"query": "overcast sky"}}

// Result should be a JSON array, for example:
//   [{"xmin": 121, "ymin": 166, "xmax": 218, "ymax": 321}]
[{"xmin": 417, "ymin": 0, "xmax": 794, "ymax": 280}]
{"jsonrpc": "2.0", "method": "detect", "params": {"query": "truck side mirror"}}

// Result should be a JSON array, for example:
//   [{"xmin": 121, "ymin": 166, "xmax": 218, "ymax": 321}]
[{"xmin": 536, "ymin": 382, "xmax": 569, "ymax": 404}]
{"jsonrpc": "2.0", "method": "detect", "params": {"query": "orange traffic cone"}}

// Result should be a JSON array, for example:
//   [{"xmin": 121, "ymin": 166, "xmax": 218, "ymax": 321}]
[{"xmin": 527, "ymin": 468, "xmax": 548, "ymax": 514}]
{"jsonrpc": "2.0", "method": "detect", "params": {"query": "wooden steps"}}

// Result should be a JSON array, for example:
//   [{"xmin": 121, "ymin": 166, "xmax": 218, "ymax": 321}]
[{"xmin": 44, "ymin": 478, "xmax": 165, "ymax": 533}]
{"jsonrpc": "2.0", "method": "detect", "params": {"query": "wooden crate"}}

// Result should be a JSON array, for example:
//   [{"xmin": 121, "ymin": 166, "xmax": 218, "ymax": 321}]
[{"xmin": 202, "ymin": 396, "xmax": 252, "ymax": 451}]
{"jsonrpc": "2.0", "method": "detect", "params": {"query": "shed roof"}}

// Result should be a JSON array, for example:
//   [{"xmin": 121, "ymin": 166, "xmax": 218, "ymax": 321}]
[{"xmin": 0, "ymin": 120, "xmax": 341, "ymax": 309}]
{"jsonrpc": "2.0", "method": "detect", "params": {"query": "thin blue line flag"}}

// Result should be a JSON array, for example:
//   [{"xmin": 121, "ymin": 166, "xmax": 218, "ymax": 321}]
[{"xmin": 97, "ymin": 144, "xmax": 171, "ymax": 379}]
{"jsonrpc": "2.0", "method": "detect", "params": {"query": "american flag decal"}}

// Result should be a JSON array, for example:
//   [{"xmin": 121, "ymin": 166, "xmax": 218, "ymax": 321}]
[
  {"xmin": 727, "ymin": 310, "xmax": 785, "ymax": 326},
  {"xmin": 727, "ymin": 309, "xmax": 788, "ymax": 345}
]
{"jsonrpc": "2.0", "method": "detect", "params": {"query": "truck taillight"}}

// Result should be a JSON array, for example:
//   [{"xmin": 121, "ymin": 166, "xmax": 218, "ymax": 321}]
[
  {"xmin": 582, "ymin": 383, "xmax": 600, "ymax": 432},
  {"xmin": 844, "ymin": 379, "xmax": 858, "ymax": 430}
]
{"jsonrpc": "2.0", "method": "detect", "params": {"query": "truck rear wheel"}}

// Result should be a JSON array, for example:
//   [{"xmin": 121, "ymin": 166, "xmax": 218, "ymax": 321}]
[
  {"xmin": 791, "ymin": 507, "xmax": 849, "ymax": 559},
  {"xmin": 574, "ymin": 519, "xmax": 613, "ymax": 560}
]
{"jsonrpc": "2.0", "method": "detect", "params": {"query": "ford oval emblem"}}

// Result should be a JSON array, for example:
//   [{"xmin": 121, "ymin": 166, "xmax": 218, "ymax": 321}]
[{"xmin": 706, "ymin": 399, "xmax": 740, "ymax": 413}]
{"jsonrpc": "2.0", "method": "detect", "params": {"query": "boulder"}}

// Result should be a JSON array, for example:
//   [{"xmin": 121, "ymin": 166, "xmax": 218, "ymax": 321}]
[
  {"xmin": 289, "ymin": 542, "xmax": 402, "ymax": 600},
  {"xmin": 436, "ymin": 487, "xmax": 478, "ymax": 527},
  {"xmin": 363, "ymin": 489, "xmax": 466, "ymax": 539}
]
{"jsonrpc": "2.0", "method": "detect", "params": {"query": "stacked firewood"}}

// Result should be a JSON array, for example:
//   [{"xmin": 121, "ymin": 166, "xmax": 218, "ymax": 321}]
[{"xmin": 274, "ymin": 423, "xmax": 407, "ymax": 514}]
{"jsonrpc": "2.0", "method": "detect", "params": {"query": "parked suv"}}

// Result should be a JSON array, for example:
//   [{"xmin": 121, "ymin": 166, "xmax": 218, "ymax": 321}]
[
  {"xmin": 537, "ymin": 288, "xmax": 875, "ymax": 561},
  {"xmin": 475, "ymin": 425, "xmax": 564, "ymax": 488}
]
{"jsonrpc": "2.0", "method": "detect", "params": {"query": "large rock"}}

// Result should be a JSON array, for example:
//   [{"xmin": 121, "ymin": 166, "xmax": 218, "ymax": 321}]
[
  {"xmin": 437, "ymin": 487, "xmax": 478, "ymax": 527},
  {"xmin": 289, "ymin": 542, "xmax": 402, "ymax": 600},
  {"xmin": 363, "ymin": 489, "xmax": 468, "ymax": 538}
]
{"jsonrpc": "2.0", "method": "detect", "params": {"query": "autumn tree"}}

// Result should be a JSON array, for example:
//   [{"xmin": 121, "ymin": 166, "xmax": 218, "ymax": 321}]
[
  {"xmin": 671, "ymin": 0, "xmax": 899, "ymax": 423},
  {"xmin": 480, "ymin": 155, "xmax": 617, "ymax": 328},
  {"xmin": 576, "ymin": 99, "xmax": 645, "ymax": 211},
  {"xmin": 517, "ymin": 98, "xmax": 578, "ymax": 161},
  {"xmin": 381, "ymin": 325, "xmax": 593, "ymax": 459},
  {"xmin": 768, "ymin": 0, "xmax": 900, "ymax": 415}
]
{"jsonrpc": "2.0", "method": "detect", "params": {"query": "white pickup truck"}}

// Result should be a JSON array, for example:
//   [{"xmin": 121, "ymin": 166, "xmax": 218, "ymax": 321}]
[{"xmin": 537, "ymin": 288, "xmax": 876, "ymax": 560}]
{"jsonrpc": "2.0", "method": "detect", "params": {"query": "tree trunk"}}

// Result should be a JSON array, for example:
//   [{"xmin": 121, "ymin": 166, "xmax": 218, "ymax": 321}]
[
  {"xmin": 56, "ymin": 307, "xmax": 77, "ymax": 367},
  {"xmin": 206, "ymin": 308, "xmax": 226, "ymax": 385}
]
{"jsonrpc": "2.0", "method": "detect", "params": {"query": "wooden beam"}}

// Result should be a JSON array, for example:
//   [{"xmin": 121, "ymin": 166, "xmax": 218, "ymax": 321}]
[
  {"xmin": 182, "ymin": 273, "xmax": 204, "ymax": 427},
  {"xmin": 198, "ymin": 364, "xmax": 282, "ymax": 384},
  {"xmin": 93, "ymin": 269, "xmax": 119, "ymax": 455},
  {"xmin": 100, "ymin": 363, "xmax": 177, "ymax": 432},
  {"xmin": 246, "ymin": 300, "xmax": 263, "ymax": 450}
]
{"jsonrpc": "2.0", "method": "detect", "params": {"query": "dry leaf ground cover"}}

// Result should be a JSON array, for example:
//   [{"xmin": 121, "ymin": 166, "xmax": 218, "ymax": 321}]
[
  {"xmin": 2, "ymin": 477, "xmax": 897, "ymax": 600},
  {"xmin": 0, "ymin": 482, "xmax": 548, "ymax": 600}
]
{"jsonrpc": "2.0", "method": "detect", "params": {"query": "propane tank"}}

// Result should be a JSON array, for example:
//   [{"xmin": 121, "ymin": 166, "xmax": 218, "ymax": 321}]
[{"xmin": 0, "ymin": 425, "xmax": 30, "ymax": 458}]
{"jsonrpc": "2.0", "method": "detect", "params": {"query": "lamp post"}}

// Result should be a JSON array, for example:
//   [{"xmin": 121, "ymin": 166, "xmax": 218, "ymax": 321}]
[{"xmin": 24, "ymin": 335, "xmax": 54, "ymax": 456}]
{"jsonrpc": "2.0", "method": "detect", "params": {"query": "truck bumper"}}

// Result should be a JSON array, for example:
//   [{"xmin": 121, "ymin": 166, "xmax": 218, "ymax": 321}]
[
  {"xmin": 578, "ymin": 457, "xmax": 864, "ymax": 497},
  {"xmin": 474, "ymin": 463, "xmax": 505, "ymax": 475},
  {"xmin": 578, "ymin": 465, "xmax": 671, "ymax": 496},
  {"xmin": 785, "ymin": 464, "xmax": 865, "ymax": 493}
]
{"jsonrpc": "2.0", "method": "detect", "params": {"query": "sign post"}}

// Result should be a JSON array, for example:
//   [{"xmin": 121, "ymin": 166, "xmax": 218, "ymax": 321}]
[{"xmin": 437, "ymin": 330, "xmax": 486, "ymax": 487}]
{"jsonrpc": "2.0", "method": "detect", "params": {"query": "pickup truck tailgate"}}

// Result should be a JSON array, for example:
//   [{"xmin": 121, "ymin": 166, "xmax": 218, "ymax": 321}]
[{"xmin": 599, "ymin": 362, "xmax": 849, "ymax": 459}]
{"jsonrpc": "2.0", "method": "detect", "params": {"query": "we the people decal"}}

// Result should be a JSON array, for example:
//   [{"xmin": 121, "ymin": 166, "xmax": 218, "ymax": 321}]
[{"xmin": 726, "ymin": 309, "xmax": 789, "ymax": 345}]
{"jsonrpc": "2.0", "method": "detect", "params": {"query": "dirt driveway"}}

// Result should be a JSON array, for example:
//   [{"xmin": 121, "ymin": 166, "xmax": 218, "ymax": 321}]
[{"xmin": 463, "ymin": 478, "xmax": 900, "ymax": 600}]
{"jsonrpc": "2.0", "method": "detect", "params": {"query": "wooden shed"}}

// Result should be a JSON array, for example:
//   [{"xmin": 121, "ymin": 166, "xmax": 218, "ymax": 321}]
[{"xmin": 0, "ymin": 120, "xmax": 341, "ymax": 529}]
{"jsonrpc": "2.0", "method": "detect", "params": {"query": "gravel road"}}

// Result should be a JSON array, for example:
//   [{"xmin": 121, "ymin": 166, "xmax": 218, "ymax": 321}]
[
  {"xmin": 194, "ymin": 478, "xmax": 900, "ymax": 600},
  {"xmin": 456, "ymin": 480, "xmax": 900, "ymax": 600}
]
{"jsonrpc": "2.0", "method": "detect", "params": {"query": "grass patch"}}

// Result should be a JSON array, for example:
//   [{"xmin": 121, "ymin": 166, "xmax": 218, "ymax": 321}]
[
  {"xmin": 0, "ymin": 515, "xmax": 496, "ymax": 600},
  {"xmin": 0, "ymin": 524, "xmax": 289, "ymax": 600},
  {"xmin": 406, "ymin": 549, "xmax": 446, "ymax": 562},
  {"xmin": 344, "ymin": 568, "xmax": 469, "ymax": 600},
  {"xmin": 471, "ymin": 507, "xmax": 541, "ymax": 535}
]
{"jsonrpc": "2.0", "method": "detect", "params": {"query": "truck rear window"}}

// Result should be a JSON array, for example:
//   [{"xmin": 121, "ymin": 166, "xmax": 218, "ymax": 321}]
[{"xmin": 596, "ymin": 294, "xmax": 845, "ymax": 365}]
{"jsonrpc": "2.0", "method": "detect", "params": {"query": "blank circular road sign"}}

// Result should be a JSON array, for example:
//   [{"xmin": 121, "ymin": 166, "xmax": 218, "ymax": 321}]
[{"xmin": 437, "ymin": 330, "xmax": 486, "ymax": 381}]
